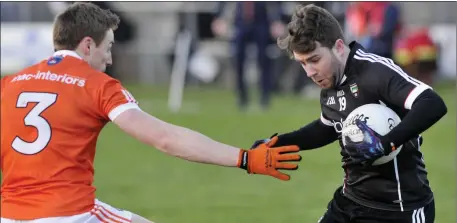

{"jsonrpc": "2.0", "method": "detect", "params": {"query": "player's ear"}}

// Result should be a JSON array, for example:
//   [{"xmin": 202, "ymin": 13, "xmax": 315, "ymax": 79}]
[
  {"xmin": 79, "ymin": 37, "xmax": 93, "ymax": 55},
  {"xmin": 333, "ymin": 39, "xmax": 345, "ymax": 57}
]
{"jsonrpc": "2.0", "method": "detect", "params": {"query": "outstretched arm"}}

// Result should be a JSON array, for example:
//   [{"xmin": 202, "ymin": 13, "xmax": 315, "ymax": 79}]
[
  {"xmin": 276, "ymin": 119, "xmax": 338, "ymax": 150},
  {"xmin": 94, "ymin": 78, "xmax": 301, "ymax": 181},
  {"xmin": 113, "ymin": 109, "xmax": 301, "ymax": 181},
  {"xmin": 114, "ymin": 108, "xmax": 240, "ymax": 166},
  {"xmin": 252, "ymin": 115, "xmax": 338, "ymax": 150}
]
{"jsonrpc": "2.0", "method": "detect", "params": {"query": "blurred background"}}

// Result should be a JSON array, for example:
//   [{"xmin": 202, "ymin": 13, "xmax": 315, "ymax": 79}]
[{"xmin": 1, "ymin": 2, "xmax": 456, "ymax": 223}]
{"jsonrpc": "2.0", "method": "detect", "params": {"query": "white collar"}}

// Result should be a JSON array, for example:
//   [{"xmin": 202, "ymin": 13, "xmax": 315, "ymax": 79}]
[
  {"xmin": 53, "ymin": 50, "xmax": 83, "ymax": 60},
  {"xmin": 339, "ymin": 75, "xmax": 347, "ymax": 85}
]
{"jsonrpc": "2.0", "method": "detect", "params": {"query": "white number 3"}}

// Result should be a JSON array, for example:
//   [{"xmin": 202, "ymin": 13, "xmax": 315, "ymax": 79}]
[
  {"xmin": 339, "ymin": 97, "xmax": 346, "ymax": 111},
  {"xmin": 12, "ymin": 92, "xmax": 57, "ymax": 155}
]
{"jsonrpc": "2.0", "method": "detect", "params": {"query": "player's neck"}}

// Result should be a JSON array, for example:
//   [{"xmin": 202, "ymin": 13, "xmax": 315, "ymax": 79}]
[
  {"xmin": 332, "ymin": 46, "xmax": 351, "ymax": 87},
  {"xmin": 73, "ymin": 49, "xmax": 86, "ymax": 60},
  {"xmin": 340, "ymin": 46, "xmax": 351, "ymax": 72}
]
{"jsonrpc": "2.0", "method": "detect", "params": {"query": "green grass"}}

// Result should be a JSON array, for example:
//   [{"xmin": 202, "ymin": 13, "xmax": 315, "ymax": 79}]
[{"xmin": 93, "ymin": 82, "xmax": 455, "ymax": 223}]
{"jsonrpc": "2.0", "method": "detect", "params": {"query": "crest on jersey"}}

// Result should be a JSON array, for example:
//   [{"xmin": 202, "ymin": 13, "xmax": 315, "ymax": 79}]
[
  {"xmin": 350, "ymin": 83, "xmax": 359, "ymax": 98},
  {"xmin": 47, "ymin": 55, "xmax": 63, "ymax": 65}
]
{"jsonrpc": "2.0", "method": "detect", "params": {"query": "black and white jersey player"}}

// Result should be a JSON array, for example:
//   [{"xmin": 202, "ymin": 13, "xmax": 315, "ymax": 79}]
[
  {"xmin": 261, "ymin": 40, "xmax": 447, "ymax": 222},
  {"xmin": 257, "ymin": 41, "xmax": 447, "ymax": 222},
  {"xmin": 252, "ymin": 5, "xmax": 447, "ymax": 222},
  {"xmin": 318, "ymin": 41, "xmax": 435, "ymax": 211}
]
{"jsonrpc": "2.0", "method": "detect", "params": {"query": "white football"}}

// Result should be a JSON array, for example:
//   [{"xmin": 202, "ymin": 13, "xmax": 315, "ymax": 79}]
[{"xmin": 342, "ymin": 103, "xmax": 402, "ymax": 165}]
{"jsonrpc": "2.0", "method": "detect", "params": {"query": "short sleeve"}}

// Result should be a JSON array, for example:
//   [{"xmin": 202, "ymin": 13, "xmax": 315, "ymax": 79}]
[
  {"xmin": 355, "ymin": 49, "xmax": 432, "ymax": 110},
  {"xmin": 97, "ymin": 78, "xmax": 140, "ymax": 121}
]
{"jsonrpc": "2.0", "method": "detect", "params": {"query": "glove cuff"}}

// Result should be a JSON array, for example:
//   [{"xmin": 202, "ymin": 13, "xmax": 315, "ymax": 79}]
[{"xmin": 237, "ymin": 150, "xmax": 248, "ymax": 170}]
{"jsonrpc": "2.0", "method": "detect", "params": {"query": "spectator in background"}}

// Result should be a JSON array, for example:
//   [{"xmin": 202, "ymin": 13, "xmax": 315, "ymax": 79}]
[
  {"xmin": 211, "ymin": 2, "xmax": 285, "ymax": 111},
  {"xmin": 394, "ymin": 28, "xmax": 438, "ymax": 86},
  {"xmin": 345, "ymin": 2, "xmax": 401, "ymax": 59}
]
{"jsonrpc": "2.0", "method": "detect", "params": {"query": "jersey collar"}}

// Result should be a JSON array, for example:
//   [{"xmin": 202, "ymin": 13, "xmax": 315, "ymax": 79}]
[
  {"xmin": 339, "ymin": 41, "xmax": 364, "ymax": 85},
  {"xmin": 53, "ymin": 50, "xmax": 83, "ymax": 60},
  {"xmin": 339, "ymin": 75, "xmax": 347, "ymax": 85}
]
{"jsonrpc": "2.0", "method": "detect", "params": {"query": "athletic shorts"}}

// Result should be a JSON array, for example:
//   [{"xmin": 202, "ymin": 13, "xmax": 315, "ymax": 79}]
[
  {"xmin": 318, "ymin": 187, "xmax": 435, "ymax": 223},
  {"xmin": 1, "ymin": 199, "xmax": 133, "ymax": 223}
]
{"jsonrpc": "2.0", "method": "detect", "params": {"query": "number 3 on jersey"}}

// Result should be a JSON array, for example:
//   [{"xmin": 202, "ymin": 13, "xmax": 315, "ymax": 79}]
[{"xmin": 12, "ymin": 92, "xmax": 57, "ymax": 155}]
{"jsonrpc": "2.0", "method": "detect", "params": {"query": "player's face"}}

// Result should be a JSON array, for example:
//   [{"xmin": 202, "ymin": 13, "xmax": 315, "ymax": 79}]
[
  {"xmin": 293, "ymin": 40, "xmax": 345, "ymax": 89},
  {"xmin": 85, "ymin": 29, "xmax": 114, "ymax": 72}
]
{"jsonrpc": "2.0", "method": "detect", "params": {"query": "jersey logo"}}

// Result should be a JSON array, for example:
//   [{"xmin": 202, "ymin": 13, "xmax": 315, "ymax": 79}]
[
  {"xmin": 337, "ymin": 90, "xmax": 345, "ymax": 97},
  {"xmin": 326, "ymin": 96, "xmax": 336, "ymax": 105},
  {"xmin": 47, "ymin": 55, "xmax": 64, "ymax": 66},
  {"xmin": 350, "ymin": 83, "xmax": 359, "ymax": 98},
  {"xmin": 11, "ymin": 71, "xmax": 86, "ymax": 87}
]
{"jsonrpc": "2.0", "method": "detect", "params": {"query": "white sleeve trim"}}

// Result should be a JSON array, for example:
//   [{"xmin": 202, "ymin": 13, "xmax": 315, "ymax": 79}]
[
  {"xmin": 320, "ymin": 113, "xmax": 333, "ymax": 126},
  {"xmin": 108, "ymin": 103, "xmax": 140, "ymax": 121},
  {"xmin": 404, "ymin": 84, "xmax": 432, "ymax": 110}
]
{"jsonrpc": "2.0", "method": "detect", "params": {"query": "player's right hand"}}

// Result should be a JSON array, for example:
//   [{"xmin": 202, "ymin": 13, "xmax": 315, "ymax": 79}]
[{"xmin": 238, "ymin": 136, "xmax": 301, "ymax": 181}]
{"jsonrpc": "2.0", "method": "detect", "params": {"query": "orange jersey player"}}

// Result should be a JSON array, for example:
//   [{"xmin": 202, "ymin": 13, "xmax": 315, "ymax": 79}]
[{"xmin": 0, "ymin": 3, "xmax": 301, "ymax": 223}]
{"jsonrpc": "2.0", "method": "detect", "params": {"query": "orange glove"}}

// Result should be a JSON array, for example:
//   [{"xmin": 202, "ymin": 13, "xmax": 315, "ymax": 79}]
[{"xmin": 237, "ymin": 136, "xmax": 301, "ymax": 181}]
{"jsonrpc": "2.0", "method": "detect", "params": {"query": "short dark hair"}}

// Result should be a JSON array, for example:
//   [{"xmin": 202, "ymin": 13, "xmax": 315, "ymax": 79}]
[
  {"xmin": 277, "ymin": 4, "xmax": 345, "ymax": 56},
  {"xmin": 53, "ymin": 2, "xmax": 120, "ymax": 51}
]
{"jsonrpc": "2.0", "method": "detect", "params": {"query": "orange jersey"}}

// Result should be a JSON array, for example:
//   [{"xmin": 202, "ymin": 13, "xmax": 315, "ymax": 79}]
[{"xmin": 0, "ymin": 51, "xmax": 140, "ymax": 220}]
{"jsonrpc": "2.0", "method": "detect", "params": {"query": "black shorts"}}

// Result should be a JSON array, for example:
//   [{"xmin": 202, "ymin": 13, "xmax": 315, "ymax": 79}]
[{"xmin": 318, "ymin": 187, "xmax": 435, "ymax": 223}]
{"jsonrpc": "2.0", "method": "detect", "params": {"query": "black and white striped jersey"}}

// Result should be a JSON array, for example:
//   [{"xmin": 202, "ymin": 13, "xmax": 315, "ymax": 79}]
[{"xmin": 319, "ymin": 42, "xmax": 433, "ymax": 212}]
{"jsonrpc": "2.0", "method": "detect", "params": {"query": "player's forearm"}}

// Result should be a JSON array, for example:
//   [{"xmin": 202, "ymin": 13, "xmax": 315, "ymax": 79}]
[
  {"xmin": 158, "ymin": 123, "xmax": 241, "ymax": 167},
  {"xmin": 114, "ymin": 109, "xmax": 240, "ymax": 167},
  {"xmin": 381, "ymin": 89, "xmax": 447, "ymax": 148},
  {"xmin": 275, "ymin": 120, "xmax": 338, "ymax": 150}
]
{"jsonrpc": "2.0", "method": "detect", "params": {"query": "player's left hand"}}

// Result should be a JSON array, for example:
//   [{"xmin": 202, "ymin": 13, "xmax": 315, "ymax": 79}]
[{"xmin": 343, "ymin": 119, "xmax": 391, "ymax": 166}]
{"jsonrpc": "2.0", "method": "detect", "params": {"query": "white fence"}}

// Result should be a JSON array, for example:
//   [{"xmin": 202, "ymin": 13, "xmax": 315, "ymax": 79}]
[{"xmin": 1, "ymin": 23, "xmax": 54, "ymax": 75}]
